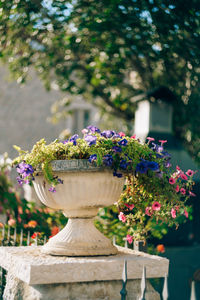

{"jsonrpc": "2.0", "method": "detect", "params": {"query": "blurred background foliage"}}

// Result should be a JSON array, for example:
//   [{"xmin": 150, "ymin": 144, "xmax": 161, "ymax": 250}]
[
  {"xmin": 0, "ymin": 0, "xmax": 199, "ymax": 164},
  {"xmin": 0, "ymin": 154, "xmax": 66, "ymax": 244}
]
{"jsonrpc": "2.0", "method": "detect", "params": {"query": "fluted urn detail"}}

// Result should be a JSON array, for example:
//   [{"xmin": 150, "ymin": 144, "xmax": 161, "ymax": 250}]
[{"xmin": 33, "ymin": 160, "xmax": 124, "ymax": 256}]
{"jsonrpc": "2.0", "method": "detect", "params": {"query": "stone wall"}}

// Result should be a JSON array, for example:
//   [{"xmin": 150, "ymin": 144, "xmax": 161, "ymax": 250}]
[{"xmin": 0, "ymin": 65, "xmax": 66, "ymax": 158}]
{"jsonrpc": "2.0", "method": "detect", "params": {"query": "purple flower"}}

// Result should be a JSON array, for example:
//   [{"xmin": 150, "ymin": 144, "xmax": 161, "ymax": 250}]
[
  {"xmin": 88, "ymin": 154, "xmax": 97, "ymax": 163},
  {"xmin": 70, "ymin": 134, "xmax": 79, "ymax": 146},
  {"xmin": 136, "ymin": 161, "xmax": 149, "ymax": 174},
  {"xmin": 113, "ymin": 171, "xmax": 123, "ymax": 178},
  {"xmin": 112, "ymin": 133, "xmax": 121, "ymax": 138},
  {"xmin": 151, "ymin": 143, "xmax": 163, "ymax": 153},
  {"xmin": 164, "ymin": 160, "xmax": 172, "ymax": 168},
  {"xmin": 57, "ymin": 178, "xmax": 64, "ymax": 184},
  {"xmin": 103, "ymin": 154, "xmax": 113, "ymax": 166},
  {"xmin": 155, "ymin": 171, "xmax": 164, "ymax": 178},
  {"xmin": 161, "ymin": 151, "xmax": 171, "ymax": 159},
  {"xmin": 112, "ymin": 146, "xmax": 122, "ymax": 153},
  {"xmin": 120, "ymin": 159, "xmax": 128, "ymax": 170},
  {"xmin": 118, "ymin": 139, "xmax": 128, "ymax": 146},
  {"xmin": 48, "ymin": 186, "xmax": 56, "ymax": 193},
  {"xmin": 136, "ymin": 160, "xmax": 159, "ymax": 173},
  {"xmin": 87, "ymin": 125, "xmax": 101, "ymax": 133},
  {"xmin": 101, "ymin": 130, "xmax": 115, "ymax": 138},
  {"xmin": 16, "ymin": 162, "xmax": 34, "ymax": 178},
  {"xmin": 61, "ymin": 139, "xmax": 69, "ymax": 144},
  {"xmin": 84, "ymin": 135, "xmax": 97, "ymax": 146},
  {"xmin": 17, "ymin": 176, "xmax": 24, "ymax": 186},
  {"xmin": 147, "ymin": 161, "xmax": 159, "ymax": 171}
]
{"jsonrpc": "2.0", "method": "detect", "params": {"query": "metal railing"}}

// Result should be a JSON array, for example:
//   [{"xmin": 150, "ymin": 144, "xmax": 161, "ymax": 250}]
[{"xmin": 120, "ymin": 258, "xmax": 197, "ymax": 300}]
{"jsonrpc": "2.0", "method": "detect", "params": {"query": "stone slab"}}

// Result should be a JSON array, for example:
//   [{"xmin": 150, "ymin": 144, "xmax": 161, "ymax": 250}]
[
  {"xmin": 4, "ymin": 273, "xmax": 161, "ymax": 300},
  {"xmin": 0, "ymin": 246, "xmax": 169, "ymax": 285}
]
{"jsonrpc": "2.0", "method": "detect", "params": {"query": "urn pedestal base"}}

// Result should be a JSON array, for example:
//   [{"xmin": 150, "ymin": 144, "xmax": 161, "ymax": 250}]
[
  {"xmin": 33, "ymin": 160, "xmax": 125, "ymax": 256},
  {"xmin": 42, "ymin": 218, "xmax": 118, "ymax": 256}
]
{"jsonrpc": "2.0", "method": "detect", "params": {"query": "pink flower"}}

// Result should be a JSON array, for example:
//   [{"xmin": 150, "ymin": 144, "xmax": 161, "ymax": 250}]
[
  {"xmin": 171, "ymin": 208, "xmax": 176, "ymax": 219},
  {"xmin": 181, "ymin": 173, "xmax": 188, "ymax": 180},
  {"xmin": 186, "ymin": 169, "xmax": 195, "ymax": 176},
  {"xmin": 130, "ymin": 134, "xmax": 136, "ymax": 139},
  {"xmin": 176, "ymin": 165, "xmax": 181, "ymax": 171},
  {"xmin": 159, "ymin": 140, "xmax": 167, "ymax": 145},
  {"xmin": 152, "ymin": 201, "xmax": 161, "ymax": 211},
  {"xmin": 180, "ymin": 188, "xmax": 186, "ymax": 195},
  {"xmin": 125, "ymin": 203, "xmax": 135, "ymax": 210},
  {"xmin": 173, "ymin": 171, "xmax": 180, "ymax": 179},
  {"xmin": 169, "ymin": 177, "xmax": 176, "ymax": 185},
  {"xmin": 184, "ymin": 209, "xmax": 188, "ymax": 218},
  {"xmin": 126, "ymin": 234, "xmax": 133, "ymax": 244},
  {"xmin": 118, "ymin": 212, "xmax": 126, "ymax": 223},
  {"xmin": 146, "ymin": 137, "xmax": 155, "ymax": 142},
  {"xmin": 189, "ymin": 191, "xmax": 196, "ymax": 197},
  {"xmin": 81, "ymin": 128, "xmax": 88, "ymax": 134},
  {"xmin": 8, "ymin": 218, "xmax": 16, "ymax": 227},
  {"xmin": 118, "ymin": 132, "xmax": 125, "ymax": 137},
  {"xmin": 145, "ymin": 207, "xmax": 152, "ymax": 216},
  {"xmin": 175, "ymin": 185, "xmax": 180, "ymax": 193}
]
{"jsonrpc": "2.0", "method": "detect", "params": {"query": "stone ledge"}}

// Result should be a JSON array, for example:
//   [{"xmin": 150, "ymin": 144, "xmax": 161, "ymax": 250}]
[{"xmin": 0, "ymin": 246, "xmax": 169, "ymax": 285}]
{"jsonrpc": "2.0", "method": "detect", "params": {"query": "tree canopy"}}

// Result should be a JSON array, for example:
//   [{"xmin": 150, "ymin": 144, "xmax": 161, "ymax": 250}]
[{"xmin": 0, "ymin": 0, "xmax": 199, "ymax": 163}]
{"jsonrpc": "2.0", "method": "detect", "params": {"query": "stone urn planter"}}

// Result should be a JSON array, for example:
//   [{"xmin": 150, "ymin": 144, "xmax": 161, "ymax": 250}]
[{"xmin": 33, "ymin": 160, "xmax": 125, "ymax": 256}]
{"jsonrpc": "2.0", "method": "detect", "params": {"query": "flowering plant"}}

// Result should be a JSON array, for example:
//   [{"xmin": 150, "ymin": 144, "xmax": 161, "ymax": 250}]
[{"xmin": 13, "ymin": 125, "xmax": 196, "ymax": 241}]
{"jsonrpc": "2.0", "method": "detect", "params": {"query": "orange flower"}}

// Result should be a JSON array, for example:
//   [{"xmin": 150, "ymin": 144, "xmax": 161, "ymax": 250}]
[
  {"xmin": 44, "ymin": 207, "xmax": 51, "ymax": 214},
  {"xmin": 27, "ymin": 220, "xmax": 37, "ymax": 228},
  {"xmin": 0, "ymin": 222, "xmax": 4, "ymax": 228},
  {"xmin": 51, "ymin": 226, "xmax": 59, "ymax": 236},
  {"xmin": 18, "ymin": 206, "xmax": 23, "ymax": 214},
  {"xmin": 157, "ymin": 244, "xmax": 165, "ymax": 253},
  {"xmin": 31, "ymin": 232, "xmax": 40, "ymax": 239},
  {"xmin": 8, "ymin": 218, "xmax": 16, "ymax": 227}
]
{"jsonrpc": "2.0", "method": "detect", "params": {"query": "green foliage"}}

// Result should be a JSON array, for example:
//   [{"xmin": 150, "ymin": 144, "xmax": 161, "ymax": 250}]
[
  {"xmin": 0, "ymin": 153, "xmax": 19, "ymax": 217},
  {"xmin": 0, "ymin": 0, "xmax": 199, "ymax": 163}
]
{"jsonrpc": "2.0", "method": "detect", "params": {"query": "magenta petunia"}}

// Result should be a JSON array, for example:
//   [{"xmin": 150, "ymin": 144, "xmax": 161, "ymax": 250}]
[
  {"xmin": 146, "ymin": 137, "xmax": 155, "ymax": 142},
  {"xmin": 130, "ymin": 134, "xmax": 136, "ymax": 139},
  {"xmin": 186, "ymin": 169, "xmax": 195, "ymax": 176},
  {"xmin": 118, "ymin": 212, "xmax": 126, "ymax": 223},
  {"xmin": 171, "ymin": 208, "xmax": 176, "ymax": 218},
  {"xmin": 145, "ymin": 207, "xmax": 152, "ymax": 216},
  {"xmin": 184, "ymin": 209, "xmax": 188, "ymax": 218},
  {"xmin": 180, "ymin": 188, "xmax": 186, "ymax": 195},
  {"xmin": 169, "ymin": 177, "xmax": 176, "ymax": 185},
  {"xmin": 125, "ymin": 203, "xmax": 135, "ymax": 210},
  {"xmin": 118, "ymin": 132, "xmax": 125, "ymax": 137},
  {"xmin": 126, "ymin": 234, "xmax": 133, "ymax": 244},
  {"xmin": 152, "ymin": 201, "xmax": 161, "ymax": 211},
  {"xmin": 181, "ymin": 173, "xmax": 188, "ymax": 180},
  {"xmin": 175, "ymin": 185, "xmax": 180, "ymax": 193},
  {"xmin": 159, "ymin": 140, "xmax": 167, "ymax": 145},
  {"xmin": 189, "ymin": 191, "xmax": 196, "ymax": 197}
]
